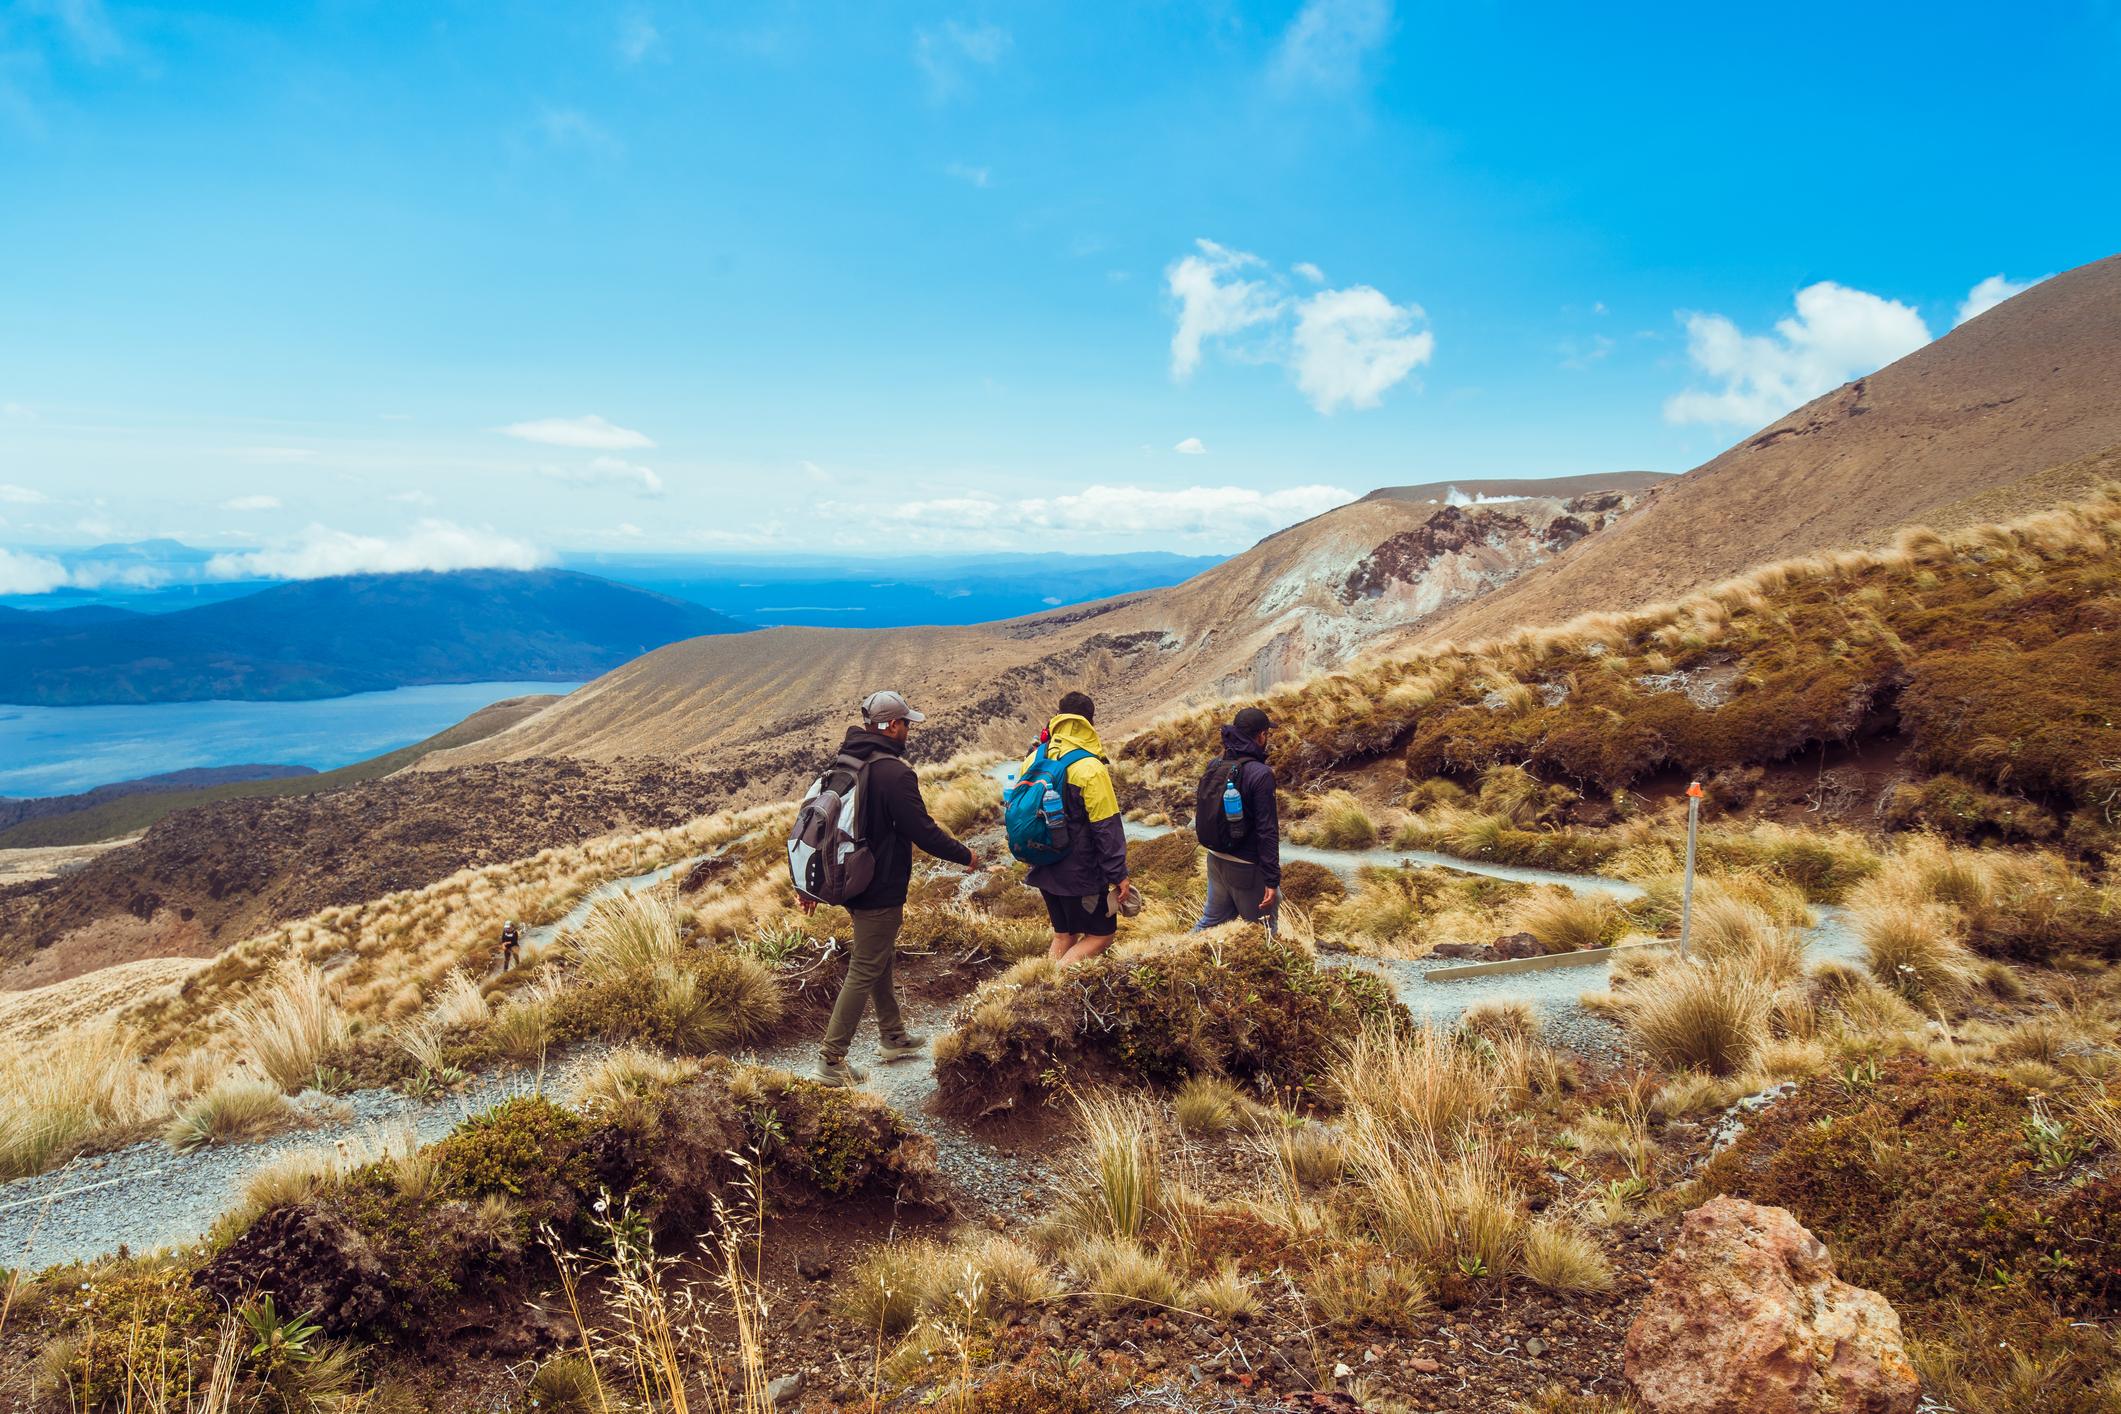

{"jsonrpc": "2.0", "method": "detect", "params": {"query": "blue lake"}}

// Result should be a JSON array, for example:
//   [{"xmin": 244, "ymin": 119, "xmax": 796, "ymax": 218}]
[{"xmin": 0, "ymin": 681, "xmax": 582, "ymax": 798}]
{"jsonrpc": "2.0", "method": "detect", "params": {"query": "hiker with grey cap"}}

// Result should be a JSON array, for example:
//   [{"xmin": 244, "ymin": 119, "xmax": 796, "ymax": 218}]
[
  {"xmin": 1192, "ymin": 705, "xmax": 1281, "ymax": 934},
  {"xmin": 795, "ymin": 689, "xmax": 981, "ymax": 1087}
]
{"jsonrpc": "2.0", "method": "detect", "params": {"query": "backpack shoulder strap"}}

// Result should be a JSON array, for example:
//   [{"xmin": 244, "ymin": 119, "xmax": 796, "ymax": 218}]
[{"xmin": 1053, "ymin": 748, "xmax": 1096, "ymax": 773}]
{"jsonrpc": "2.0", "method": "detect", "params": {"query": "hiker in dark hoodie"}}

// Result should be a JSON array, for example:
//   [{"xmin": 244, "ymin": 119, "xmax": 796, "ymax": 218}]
[
  {"xmin": 803, "ymin": 689, "xmax": 982, "ymax": 1087},
  {"xmin": 1019, "ymin": 691, "xmax": 1134, "ymax": 965},
  {"xmin": 1193, "ymin": 705, "xmax": 1281, "ymax": 934}
]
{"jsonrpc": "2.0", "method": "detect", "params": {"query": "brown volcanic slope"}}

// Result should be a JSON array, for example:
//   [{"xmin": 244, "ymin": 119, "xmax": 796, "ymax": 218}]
[
  {"xmin": 1363, "ymin": 471, "xmax": 1668, "ymax": 504},
  {"xmin": 423, "ymin": 483, "xmax": 1657, "ymax": 786},
  {"xmin": 1428, "ymin": 252, "xmax": 2121, "ymax": 643},
  {"xmin": 0, "ymin": 758, "xmax": 730, "ymax": 992}
]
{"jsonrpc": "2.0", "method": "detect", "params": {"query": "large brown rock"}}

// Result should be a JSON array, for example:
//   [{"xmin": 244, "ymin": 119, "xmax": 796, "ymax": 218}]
[{"xmin": 1624, "ymin": 1195, "xmax": 1920, "ymax": 1414}]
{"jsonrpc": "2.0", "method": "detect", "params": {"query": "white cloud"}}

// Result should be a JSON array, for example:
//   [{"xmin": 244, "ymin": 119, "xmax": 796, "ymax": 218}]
[
  {"xmin": 1173, "ymin": 437, "xmax": 1208, "ymax": 455},
  {"xmin": 1166, "ymin": 239, "xmax": 1283, "ymax": 379},
  {"xmin": 945, "ymin": 161, "xmax": 991, "ymax": 188},
  {"xmin": 616, "ymin": 10, "xmax": 661, "ymax": 62},
  {"xmin": 222, "ymin": 495, "xmax": 281, "ymax": 511},
  {"xmin": 1444, "ymin": 486, "xmax": 1518, "ymax": 507},
  {"xmin": 1291, "ymin": 285, "xmax": 1434, "ymax": 413},
  {"xmin": 0, "ymin": 483, "xmax": 48, "ymax": 504},
  {"xmin": 1166, "ymin": 239, "xmax": 1433, "ymax": 413},
  {"xmin": 1663, "ymin": 281, "xmax": 1932, "ymax": 428},
  {"xmin": 499, "ymin": 414, "xmax": 655, "ymax": 450},
  {"xmin": 1293, "ymin": 261, "xmax": 1326, "ymax": 284},
  {"xmin": 0, "ymin": 547, "xmax": 69, "ymax": 595},
  {"xmin": 388, "ymin": 489, "xmax": 437, "ymax": 506},
  {"xmin": 1558, "ymin": 333, "xmax": 1615, "ymax": 370},
  {"xmin": 206, "ymin": 522, "xmax": 549, "ymax": 581},
  {"xmin": 1270, "ymin": 0, "xmax": 1393, "ymax": 93},
  {"xmin": 873, "ymin": 483, "xmax": 1357, "ymax": 543},
  {"xmin": 614, "ymin": 522, "xmax": 645, "ymax": 538},
  {"xmin": 542, "ymin": 456, "xmax": 666, "ymax": 496},
  {"xmin": 914, "ymin": 19, "xmax": 1011, "ymax": 98},
  {"xmin": 1956, "ymin": 272, "xmax": 2049, "ymax": 326},
  {"xmin": 1, "ymin": 401, "xmax": 34, "ymax": 421}
]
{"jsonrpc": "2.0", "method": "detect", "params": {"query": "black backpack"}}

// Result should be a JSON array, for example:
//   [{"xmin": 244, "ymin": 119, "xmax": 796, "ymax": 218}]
[
  {"xmin": 787, "ymin": 753, "xmax": 879, "ymax": 906},
  {"xmin": 1194, "ymin": 758, "xmax": 1250, "ymax": 853}
]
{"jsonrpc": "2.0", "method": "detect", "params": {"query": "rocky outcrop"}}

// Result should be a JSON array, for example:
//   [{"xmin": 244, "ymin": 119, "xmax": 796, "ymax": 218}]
[{"xmin": 1624, "ymin": 1196, "xmax": 1920, "ymax": 1414}]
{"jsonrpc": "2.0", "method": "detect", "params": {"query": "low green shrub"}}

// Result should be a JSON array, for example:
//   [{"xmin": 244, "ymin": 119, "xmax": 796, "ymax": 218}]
[
  {"xmin": 932, "ymin": 931, "xmax": 1407, "ymax": 1119},
  {"xmin": 1699, "ymin": 1059, "xmax": 2120, "ymax": 1315}
]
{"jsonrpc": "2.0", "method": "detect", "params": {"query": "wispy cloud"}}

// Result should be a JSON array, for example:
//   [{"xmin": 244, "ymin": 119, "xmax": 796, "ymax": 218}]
[
  {"xmin": 1167, "ymin": 240, "xmax": 1281, "ymax": 379},
  {"xmin": 870, "ymin": 482, "xmax": 1357, "ymax": 546},
  {"xmin": 234, "ymin": 446, "xmax": 316, "ymax": 464},
  {"xmin": 1174, "ymin": 437, "xmax": 1207, "ymax": 455},
  {"xmin": 0, "ymin": 547, "xmax": 69, "ymax": 595},
  {"xmin": 498, "ymin": 414, "xmax": 655, "ymax": 450},
  {"xmin": 221, "ymin": 494, "xmax": 282, "ymax": 511},
  {"xmin": 26, "ymin": 0, "xmax": 121, "ymax": 62},
  {"xmin": 1956, "ymin": 272, "xmax": 2049, "ymax": 327},
  {"xmin": 945, "ymin": 161, "xmax": 991, "ymax": 188},
  {"xmin": 914, "ymin": 19, "xmax": 1011, "ymax": 99},
  {"xmin": 616, "ymin": 9, "xmax": 661, "ymax": 62},
  {"xmin": 538, "ymin": 107, "xmax": 621, "ymax": 156},
  {"xmin": 1663, "ymin": 281, "xmax": 1931, "ymax": 427},
  {"xmin": 541, "ymin": 455, "xmax": 666, "ymax": 496},
  {"xmin": 205, "ymin": 522, "xmax": 550, "ymax": 581},
  {"xmin": 1166, "ymin": 238, "xmax": 1433, "ymax": 413},
  {"xmin": 1270, "ymin": 0, "xmax": 1393, "ymax": 94},
  {"xmin": 0, "ymin": 483, "xmax": 49, "ymax": 504}
]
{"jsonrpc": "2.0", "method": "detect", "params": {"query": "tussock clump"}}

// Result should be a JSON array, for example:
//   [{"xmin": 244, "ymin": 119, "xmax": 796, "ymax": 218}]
[
  {"xmin": 1622, "ymin": 960, "xmax": 1770, "ymax": 1075},
  {"xmin": 0, "ymin": 1023, "xmax": 168, "ymax": 1179},
  {"xmin": 1520, "ymin": 1219, "xmax": 1615, "ymax": 1293},
  {"xmin": 1332, "ymin": 1023, "xmax": 1496, "ymax": 1146},
  {"xmin": 1304, "ymin": 1246, "xmax": 1433, "ymax": 1331},
  {"xmin": 1853, "ymin": 899, "xmax": 1977, "ymax": 1006},
  {"xmin": 1173, "ymin": 1074, "xmax": 1265, "ymax": 1135},
  {"xmin": 1072, "ymin": 1235, "xmax": 1182, "ymax": 1312},
  {"xmin": 554, "ymin": 891, "xmax": 784, "ymax": 1051},
  {"xmin": 1298, "ymin": 791, "xmax": 1380, "ymax": 849},
  {"xmin": 1513, "ymin": 890, "xmax": 1623, "ymax": 954},
  {"xmin": 162, "ymin": 1073, "xmax": 292, "ymax": 1152},
  {"xmin": 933, "ymin": 930, "xmax": 1406, "ymax": 1120},
  {"xmin": 226, "ymin": 962, "xmax": 349, "ymax": 1092}
]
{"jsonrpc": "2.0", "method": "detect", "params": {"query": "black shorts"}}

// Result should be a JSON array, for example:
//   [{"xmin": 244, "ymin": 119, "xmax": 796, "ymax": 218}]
[{"xmin": 1041, "ymin": 888, "xmax": 1117, "ymax": 938}]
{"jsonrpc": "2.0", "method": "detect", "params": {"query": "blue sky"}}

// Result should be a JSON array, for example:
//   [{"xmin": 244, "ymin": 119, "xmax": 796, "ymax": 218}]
[{"xmin": 1, "ymin": 0, "xmax": 2116, "ymax": 580}]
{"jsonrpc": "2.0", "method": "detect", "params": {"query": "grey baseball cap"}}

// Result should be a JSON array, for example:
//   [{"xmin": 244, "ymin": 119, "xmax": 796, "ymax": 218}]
[{"xmin": 862, "ymin": 689, "xmax": 925, "ymax": 725}]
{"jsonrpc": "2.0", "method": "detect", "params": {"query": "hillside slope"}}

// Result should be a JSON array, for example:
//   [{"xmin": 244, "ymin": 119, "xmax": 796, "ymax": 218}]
[
  {"xmin": 1428, "ymin": 252, "xmax": 2121, "ymax": 642},
  {"xmin": 0, "ymin": 569, "xmax": 746, "ymax": 705},
  {"xmin": 422, "ymin": 484, "xmax": 1656, "ymax": 786}
]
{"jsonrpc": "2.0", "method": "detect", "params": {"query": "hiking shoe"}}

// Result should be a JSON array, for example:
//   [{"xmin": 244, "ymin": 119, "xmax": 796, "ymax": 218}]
[
  {"xmin": 816, "ymin": 1057, "xmax": 867, "ymax": 1087},
  {"xmin": 878, "ymin": 1034, "xmax": 928, "ymax": 1064}
]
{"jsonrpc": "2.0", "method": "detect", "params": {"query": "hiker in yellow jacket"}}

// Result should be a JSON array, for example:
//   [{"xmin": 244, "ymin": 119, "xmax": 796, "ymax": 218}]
[{"xmin": 1019, "ymin": 692, "xmax": 1134, "ymax": 965}]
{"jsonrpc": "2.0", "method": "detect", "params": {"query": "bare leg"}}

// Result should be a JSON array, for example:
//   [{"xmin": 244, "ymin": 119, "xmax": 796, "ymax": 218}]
[
  {"xmin": 1059, "ymin": 933, "xmax": 1115, "ymax": 966},
  {"xmin": 1047, "ymin": 931, "xmax": 1080, "ymax": 961}
]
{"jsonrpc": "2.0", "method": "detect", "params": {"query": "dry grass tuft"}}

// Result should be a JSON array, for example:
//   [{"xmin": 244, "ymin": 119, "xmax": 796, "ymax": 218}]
[
  {"xmin": 161, "ymin": 1073, "xmax": 291, "ymax": 1152},
  {"xmin": 1514, "ymin": 890, "xmax": 1620, "ymax": 954},
  {"xmin": 1624, "ymin": 961, "xmax": 1770, "ymax": 1075},
  {"xmin": 1333, "ymin": 1023, "xmax": 1495, "ymax": 1146},
  {"xmin": 1520, "ymin": 1219, "xmax": 1615, "ymax": 1293},
  {"xmin": 225, "ymin": 962, "xmax": 349, "ymax": 1092},
  {"xmin": 0, "ymin": 1024, "xmax": 168, "ymax": 1179}
]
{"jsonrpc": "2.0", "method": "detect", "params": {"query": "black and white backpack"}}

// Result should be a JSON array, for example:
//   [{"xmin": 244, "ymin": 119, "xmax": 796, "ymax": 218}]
[{"xmin": 787, "ymin": 752, "xmax": 878, "ymax": 906}]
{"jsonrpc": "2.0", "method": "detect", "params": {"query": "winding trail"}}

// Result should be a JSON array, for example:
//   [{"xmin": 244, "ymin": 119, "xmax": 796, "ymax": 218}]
[{"xmin": 0, "ymin": 817, "xmax": 1865, "ymax": 1272}]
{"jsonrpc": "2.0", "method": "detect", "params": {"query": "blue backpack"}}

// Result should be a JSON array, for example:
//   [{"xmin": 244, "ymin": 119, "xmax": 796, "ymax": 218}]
[{"xmin": 1003, "ymin": 742, "xmax": 1096, "ymax": 866}]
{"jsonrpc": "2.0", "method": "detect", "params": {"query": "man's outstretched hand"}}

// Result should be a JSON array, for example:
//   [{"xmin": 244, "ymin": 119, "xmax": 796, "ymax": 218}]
[
  {"xmin": 964, "ymin": 848, "xmax": 984, "ymax": 871},
  {"xmin": 797, "ymin": 896, "xmax": 821, "ymax": 916}
]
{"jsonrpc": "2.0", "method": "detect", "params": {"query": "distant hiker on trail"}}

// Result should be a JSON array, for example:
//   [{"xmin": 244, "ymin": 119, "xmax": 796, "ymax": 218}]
[
  {"xmin": 497, "ymin": 920, "xmax": 521, "ymax": 972},
  {"xmin": 1193, "ymin": 705, "xmax": 1281, "ymax": 935},
  {"xmin": 1006, "ymin": 691, "xmax": 1133, "ymax": 966},
  {"xmin": 788, "ymin": 689, "xmax": 982, "ymax": 1088}
]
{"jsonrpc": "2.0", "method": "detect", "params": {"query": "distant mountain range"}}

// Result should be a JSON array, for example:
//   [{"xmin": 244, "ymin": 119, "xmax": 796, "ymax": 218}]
[{"xmin": 0, "ymin": 569, "xmax": 747, "ymax": 706}]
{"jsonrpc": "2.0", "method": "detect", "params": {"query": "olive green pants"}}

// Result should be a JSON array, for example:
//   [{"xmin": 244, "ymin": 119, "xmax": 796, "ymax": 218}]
[{"xmin": 820, "ymin": 905, "xmax": 910, "ymax": 1062}]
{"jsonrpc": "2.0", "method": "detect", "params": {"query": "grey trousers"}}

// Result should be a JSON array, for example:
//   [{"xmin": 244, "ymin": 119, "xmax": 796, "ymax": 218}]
[{"xmin": 820, "ymin": 905, "xmax": 909, "ymax": 1061}]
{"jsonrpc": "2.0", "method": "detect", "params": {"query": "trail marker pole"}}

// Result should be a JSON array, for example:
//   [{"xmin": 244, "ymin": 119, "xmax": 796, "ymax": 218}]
[{"xmin": 1678, "ymin": 781, "xmax": 1704, "ymax": 962}]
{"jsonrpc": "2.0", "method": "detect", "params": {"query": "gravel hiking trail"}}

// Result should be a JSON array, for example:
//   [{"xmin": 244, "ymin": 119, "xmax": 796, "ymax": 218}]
[{"xmin": 0, "ymin": 823, "xmax": 1863, "ymax": 1273}]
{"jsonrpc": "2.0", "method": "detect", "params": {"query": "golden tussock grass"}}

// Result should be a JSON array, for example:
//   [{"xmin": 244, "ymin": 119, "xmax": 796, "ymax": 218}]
[
  {"xmin": 0, "ymin": 1023, "xmax": 169, "ymax": 1179},
  {"xmin": 1622, "ymin": 960, "xmax": 1771, "ymax": 1075},
  {"xmin": 161, "ymin": 1073, "xmax": 293, "ymax": 1152}
]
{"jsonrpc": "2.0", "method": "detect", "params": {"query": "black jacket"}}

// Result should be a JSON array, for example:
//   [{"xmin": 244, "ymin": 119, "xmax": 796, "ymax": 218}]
[
  {"xmin": 838, "ymin": 728, "xmax": 973, "ymax": 910},
  {"xmin": 1204, "ymin": 725, "xmax": 1281, "ymax": 888}
]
